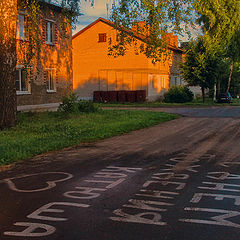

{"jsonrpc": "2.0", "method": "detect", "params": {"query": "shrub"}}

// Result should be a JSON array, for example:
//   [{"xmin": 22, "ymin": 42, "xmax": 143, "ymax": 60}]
[
  {"xmin": 77, "ymin": 100, "xmax": 99, "ymax": 113},
  {"xmin": 58, "ymin": 94, "xmax": 99, "ymax": 113},
  {"xmin": 164, "ymin": 86, "xmax": 194, "ymax": 103},
  {"xmin": 58, "ymin": 94, "xmax": 79, "ymax": 113}
]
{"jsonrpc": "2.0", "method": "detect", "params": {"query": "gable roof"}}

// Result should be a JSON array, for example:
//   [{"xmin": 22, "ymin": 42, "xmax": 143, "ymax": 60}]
[
  {"xmin": 72, "ymin": 18, "xmax": 113, "ymax": 40},
  {"xmin": 73, "ymin": 17, "xmax": 183, "ymax": 53}
]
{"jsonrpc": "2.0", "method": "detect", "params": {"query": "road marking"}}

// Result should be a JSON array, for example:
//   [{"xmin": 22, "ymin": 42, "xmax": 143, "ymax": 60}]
[
  {"xmin": 185, "ymin": 165, "xmax": 200, "ymax": 173},
  {"xmin": 0, "ymin": 172, "xmax": 73, "ymax": 193},
  {"xmin": 207, "ymin": 172, "xmax": 240, "ymax": 180},
  {"xmin": 4, "ymin": 222, "xmax": 56, "ymax": 237},
  {"xmin": 84, "ymin": 178, "xmax": 125, "ymax": 189},
  {"xmin": 4, "ymin": 165, "xmax": 142, "ymax": 238},
  {"xmin": 198, "ymin": 182, "xmax": 240, "ymax": 192},
  {"xmin": 110, "ymin": 209, "xmax": 167, "ymax": 226},
  {"xmin": 190, "ymin": 193, "xmax": 240, "ymax": 205},
  {"xmin": 123, "ymin": 199, "xmax": 172, "ymax": 212},
  {"xmin": 94, "ymin": 172, "xmax": 127, "ymax": 178},
  {"xmin": 143, "ymin": 181, "xmax": 186, "ymax": 190},
  {"xmin": 179, "ymin": 207, "xmax": 240, "ymax": 229},
  {"xmin": 104, "ymin": 166, "xmax": 142, "ymax": 173},
  {"xmin": 64, "ymin": 187, "xmax": 106, "ymax": 199},
  {"xmin": 152, "ymin": 173, "xmax": 189, "ymax": 180},
  {"xmin": 136, "ymin": 190, "xmax": 179, "ymax": 199},
  {"xmin": 27, "ymin": 202, "xmax": 89, "ymax": 221},
  {"xmin": 219, "ymin": 162, "xmax": 240, "ymax": 167}
]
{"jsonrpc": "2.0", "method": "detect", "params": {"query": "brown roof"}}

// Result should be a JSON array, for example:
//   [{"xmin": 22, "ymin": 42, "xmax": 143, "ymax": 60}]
[{"xmin": 73, "ymin": 17, "xmax": 183, "ymax": 53}]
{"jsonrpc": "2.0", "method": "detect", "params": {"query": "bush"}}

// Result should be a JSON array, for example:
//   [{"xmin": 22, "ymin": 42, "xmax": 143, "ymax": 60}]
[
  {"xmin": 78, "ymin": 100, "xmax": 98, "ymax": 113},
  {"xmin": 58, "ymin": 94, "xmax": 79, "ymax": 113},
  {"xmin": 164, "ymin": 86, "xmax": 194, "ymax": 103},
  {"xmin": 58, "ymin": 94, "xmax": 99, "ymax": 113}
]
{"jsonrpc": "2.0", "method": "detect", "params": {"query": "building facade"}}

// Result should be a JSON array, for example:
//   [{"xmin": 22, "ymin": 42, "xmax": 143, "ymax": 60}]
[
  {"xmin": 73, "ymin": 18, "xmax": 184, "ymax": 101},
  {"xmin": 16, "ymin": 1, "xmax": 72, "ymax": 108}
]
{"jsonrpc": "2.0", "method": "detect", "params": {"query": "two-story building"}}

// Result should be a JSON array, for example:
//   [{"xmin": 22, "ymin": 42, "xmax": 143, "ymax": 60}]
[
  {"xmin": 72, "ymin": 18, "xmax": 184, "ymax": 101},
  {"xmin": 16, "ymin": 1, "xmax": 72, "ymax": 111}
]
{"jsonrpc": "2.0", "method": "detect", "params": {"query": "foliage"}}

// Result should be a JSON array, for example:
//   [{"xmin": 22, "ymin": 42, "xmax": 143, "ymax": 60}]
[
  {"xmin": 109, "ymin": 0, "xmax": 195, "ymax": 63},
  {"xmin": 58, "ymin": 94, "xmax": 79, "ymax": 113},
  {"xmin": 78, "ymin": 100, "xmax": 99, "ymax": 113},
  {"xmin": 0, "ymin": 110, "xmax": 177, "ymax": 165},
  {"xmin": 196, "ymin": 0, "xmax": 240, "ymax": 54},
  {"xmin": 58, "ymin": 94, "xmax": 99, "ymax": 113},
  {"xmin": 180, "ymin": 37, "xmax": 230, "ymax": 100},
  {"xmin": 110, "ymin": 0, "xmax": 240, "ymax": 66},
  {"xmin": 164, "ymin": 86, "xmax": 194, "ymax": 103}
]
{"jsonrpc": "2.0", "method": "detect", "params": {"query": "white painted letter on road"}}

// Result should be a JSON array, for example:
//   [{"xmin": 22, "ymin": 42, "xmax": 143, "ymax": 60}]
[
  {"xmin": 180, "ymin": 207, "xmax": 240, "ymax": 228},
  {"xmin": 110, "ymin": 209, "xmax": 167, "ymax": 226},
  {"xmin": 4, "ymin": 222, "xmax": 56, "ymax": 237},
  {"xmin": 27, "ymin": 202, "xmax": 89, "ymax": 221}
]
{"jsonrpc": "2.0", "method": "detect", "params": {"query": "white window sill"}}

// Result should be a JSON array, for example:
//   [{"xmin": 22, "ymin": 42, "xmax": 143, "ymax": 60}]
[
  {"xmin": 45, "ymin": 42, "xmax": 55, "ymax": 46},
  {"xmin": 17, "ymin": 91, "xmax": 31, "ymax": 95},
  {"xmin": 47, "ymin": 90, "xmax": 56, "ymax": 93}
]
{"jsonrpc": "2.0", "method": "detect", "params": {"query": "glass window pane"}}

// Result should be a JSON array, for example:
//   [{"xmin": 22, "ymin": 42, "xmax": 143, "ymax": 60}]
[
  {"xmin": 50, "ymin": 22, "xmax": 53, "ymax": 43},
  {"xmin": 16, "ymin": 70, "xmax": 20, "ymax": 91},
  {"xmin": 46, "ymin": 70, "xmax": 55, "ymax": 91},
  {"xmin": 21, "ymin": 69, "xmax": 28, "ymax": 91},
  {"xmin": 46, "ymin": 22, "xmax": 53, "ymax": 43},
  {"xmin": 17, "ymin": 15, "xmax": 25, "ymax": 39}
]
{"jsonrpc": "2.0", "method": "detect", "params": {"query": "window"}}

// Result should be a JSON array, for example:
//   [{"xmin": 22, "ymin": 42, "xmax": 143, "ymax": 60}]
[
  {"xmin": 16, "ymin": 67, "xmax": 30, "ymax": 94},
  {"xmin": 46, "ymin": 69, "xmax": 56, "ymax": 92},
  {"xmin": 98, "ymin": 33, "xmax": 107, "ymax": 42},
  {"xmin": 17, "ymin": 14, "xmax": 25, "ymax": 40},
  {"xmin": 46, "ymin": 21, "xmax": 54, "ymax": 44}
]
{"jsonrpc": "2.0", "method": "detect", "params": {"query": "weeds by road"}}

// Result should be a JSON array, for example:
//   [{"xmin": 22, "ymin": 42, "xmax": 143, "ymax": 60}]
[{"xmin": 0, "ymin": 110, "xmax": 178, "ymax": 165}]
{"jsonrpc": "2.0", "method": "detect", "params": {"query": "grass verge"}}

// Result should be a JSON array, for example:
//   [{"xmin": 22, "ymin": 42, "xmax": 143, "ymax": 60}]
[
  {"xmin": 0, "ymin": 110, "xmax": 178, "ymax": 165},
  {"xmin": 97, "ymin": 98, "xmax": 240, "ymax": 108}
]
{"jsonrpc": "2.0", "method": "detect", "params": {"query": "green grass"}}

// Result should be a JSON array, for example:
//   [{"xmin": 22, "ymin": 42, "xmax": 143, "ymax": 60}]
[
  {"xmin": 0, "ymin": 110, "xmax": 178, "ymax": 165},
  {"xmin": 97, "ymin": 98, "xmax": 240, "ymax": 108}
]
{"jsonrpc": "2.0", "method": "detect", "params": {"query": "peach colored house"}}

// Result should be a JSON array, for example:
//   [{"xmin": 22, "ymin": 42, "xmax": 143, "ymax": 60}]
[{"xmin": 73, "ymin": 18, "xmax": 184, "ymax": 101}]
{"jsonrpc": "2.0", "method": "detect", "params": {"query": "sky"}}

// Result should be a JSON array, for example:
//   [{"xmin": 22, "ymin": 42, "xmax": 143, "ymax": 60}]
[
  {"xmin": 73, "ymin": 0, "xmax": 200, "ymax": 42},
  {"xmin": 73, "ymin": 0, "xmax": 111, "ymax": 35}
]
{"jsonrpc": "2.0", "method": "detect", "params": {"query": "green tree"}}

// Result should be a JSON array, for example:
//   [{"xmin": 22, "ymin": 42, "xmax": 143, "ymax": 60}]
[
  {"xmin": 196, "ymin": 0, "xmax": 240, "ymax": 93},
  {"xmin": 109, "ymin": 0, "xmax": 195, "ymax": 62},
  {"xmin": 180, "ymin": 38, "xmax": 228, "ymax": 102}
]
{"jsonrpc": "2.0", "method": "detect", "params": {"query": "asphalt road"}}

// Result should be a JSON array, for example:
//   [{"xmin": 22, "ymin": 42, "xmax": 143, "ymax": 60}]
[{"xmin": 1, "ymin": 106, "xmax": 240, "ymax": 240}]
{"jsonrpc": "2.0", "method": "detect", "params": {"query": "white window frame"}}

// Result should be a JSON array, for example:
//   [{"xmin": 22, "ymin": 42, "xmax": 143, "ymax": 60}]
[
  {"xmin": 46, "ymin": 68, "xmax": 57, "ymax": 93},
  {"xmin": 16, "ymin": 65, "xmax": 31, "ymax": 95},
  {"xmin": 45, "ymin": 19, "xmax": 55, "ymax": 45}
]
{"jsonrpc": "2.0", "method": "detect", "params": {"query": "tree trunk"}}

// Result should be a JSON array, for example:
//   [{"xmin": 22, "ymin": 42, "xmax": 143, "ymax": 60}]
[
  {"xmin": 227, "ymin": 60, "xmax": 234, "ymax": 93},
  {"xmin": 213, "ymin": 83, "xmax": 217, "ymax": 102},
  {"xmin": 0, "ymin": 0, "xmax": 17, "ymax": 129},
  {"xmin": 201, "ymin": 87, "xmax": 205, "ymax": 103}
]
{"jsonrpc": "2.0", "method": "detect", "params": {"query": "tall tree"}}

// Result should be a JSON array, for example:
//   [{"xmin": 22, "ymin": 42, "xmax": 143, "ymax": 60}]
[
  {"xmin": 180, "ymin": 37, "xmax": 228, "ymax": 102},
  {"xmin": 0, "ymin": 0, "xmax": 17, "ymax": 129},
  {"xmin": 196, "ymin": 0, "xmax": 240, "ymax": 93}
]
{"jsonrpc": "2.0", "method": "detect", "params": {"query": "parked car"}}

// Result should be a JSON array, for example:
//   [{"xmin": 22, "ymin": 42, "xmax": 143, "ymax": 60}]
[{"xmin": 217, "ymin": 92, "xmax": 233, "ymax": 103}]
